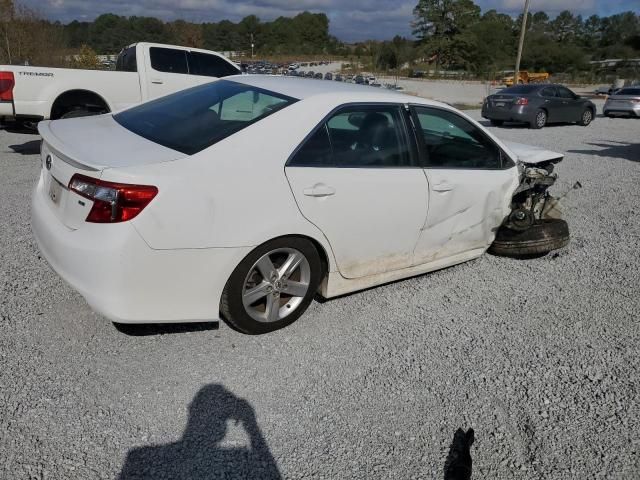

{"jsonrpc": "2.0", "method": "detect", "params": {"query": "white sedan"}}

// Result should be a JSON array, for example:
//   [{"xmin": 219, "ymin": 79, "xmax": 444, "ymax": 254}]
[{"xmin": 32, "ymin": 76, "xmax": 567, "ymax": 334}]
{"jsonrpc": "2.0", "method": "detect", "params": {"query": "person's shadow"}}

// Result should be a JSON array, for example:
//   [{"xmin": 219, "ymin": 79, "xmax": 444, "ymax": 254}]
[{"xmin": 118, "ymin": 384, "xmax": 282, "ymax": 479}]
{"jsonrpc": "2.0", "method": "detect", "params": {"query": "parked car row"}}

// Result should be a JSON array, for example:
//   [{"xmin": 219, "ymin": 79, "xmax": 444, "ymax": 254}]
[{"xmin": 482, "ymin": 83, "xmax": 639, "ymax": 129}]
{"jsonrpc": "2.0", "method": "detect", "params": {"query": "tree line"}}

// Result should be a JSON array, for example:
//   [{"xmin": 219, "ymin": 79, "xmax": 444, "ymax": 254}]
[
  {"xmin": 409, "ymin": 0, "xmax": 640, "ymax": 75},
  {"xmin": 1, "ymin": 0, "xmax": 638, "ymax": 80}
]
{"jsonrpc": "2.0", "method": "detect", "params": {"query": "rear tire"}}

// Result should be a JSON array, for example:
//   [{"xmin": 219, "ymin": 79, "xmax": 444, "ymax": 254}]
[
  {"xmin": 489, "ymin": 219, "xmax": 569, "ymax": 258},
  {"xmin": 530, "ymin": 109, "xmax": 547, "ymax": 129},
  {"xmin": 220, "ymin": 237, "xmax": 323, "ymax": 334},
  {"xmin": 489, "ymin": 119, "xmax": 504, "ymax": 126},
  {"xmin": 579, "ymin": 108, "xmax": 593, "ymax": 126}
]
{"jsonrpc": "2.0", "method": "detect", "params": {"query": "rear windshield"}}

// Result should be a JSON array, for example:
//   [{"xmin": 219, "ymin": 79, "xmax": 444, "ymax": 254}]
[
  {"xmin": 114, "ymin": 80, "xmax": 297, "ymax": 155},
  {"xmin": 501, "ymin": 85, "xmax": 541, "ymax": 94},
  {"xmin": 616, "ymin": 88, "xmax": 640, "ymax": 95}
]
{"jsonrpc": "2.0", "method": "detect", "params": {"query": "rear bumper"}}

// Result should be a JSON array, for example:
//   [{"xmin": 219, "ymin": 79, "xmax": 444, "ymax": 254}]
[
  {"xmin": 0, "ymin": 100, "xmax": 15, "ymax": 120},
  {"xmin": 603, "ymin": 104, "xmax": 640, "ymax": 117},
  {"xmin": 31, "ymin": 171, "xmax": 251, "ymax": 324},
  {"xmin": 482, "ymin": 105, "xmax": 535, "ymax": 123}
]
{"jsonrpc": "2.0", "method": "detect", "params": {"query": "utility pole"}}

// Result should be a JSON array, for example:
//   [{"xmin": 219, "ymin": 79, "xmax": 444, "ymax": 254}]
[
  {"xmin": 250, "ymin": 33, "xmax": 254, "ymax": 59},
  {"xmin": 514, "ymin": 0, "xmax": 531, "ymax": 84}
]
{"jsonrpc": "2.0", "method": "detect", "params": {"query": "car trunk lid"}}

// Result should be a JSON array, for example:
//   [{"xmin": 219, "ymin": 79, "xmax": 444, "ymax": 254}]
[
  {"xmin": 489, "ymin": 94, "xmax": 518, "ymax": 108},
  {"xmin": 37, "ymin": 115, "xmax": 184, "ymax": 230}
]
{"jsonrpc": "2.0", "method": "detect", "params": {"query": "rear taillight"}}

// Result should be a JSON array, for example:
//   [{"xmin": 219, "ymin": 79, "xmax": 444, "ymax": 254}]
[
  {"xmin": 68, "ymin": 174, "xmax": 158, "ymax": 223},
  {"xmin": 0, "ymin": 71, "xmax": 15, "ymax": 102},
  {"xmin": 515, "ymin": 97, "xmax": 529, "ymax": 105}
]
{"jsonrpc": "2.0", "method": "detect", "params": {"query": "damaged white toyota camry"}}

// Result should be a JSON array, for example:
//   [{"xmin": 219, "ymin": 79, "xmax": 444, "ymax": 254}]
[{"xmin": 32, "ymin": 76, "xmax": 568, "ymax": 334}]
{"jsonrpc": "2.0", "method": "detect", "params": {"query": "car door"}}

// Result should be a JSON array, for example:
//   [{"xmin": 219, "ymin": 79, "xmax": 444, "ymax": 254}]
[
  {"xmin": 539, "ymin": 86, "xmax": 564, "ymax": 123},
  {"xmin": 555, "ymin": 86, "xmax": 582, "ymax": 122},
  {"xmin": 145, "ymin": 47, "xmax": 191, "ymax": 99},
  {"xmin": 285, "ymin": 104, "xmax": 429, "ymax": 279},
  {"xmin": 410, "ymin": 106, "xmax": 519, "ymax": 264}
]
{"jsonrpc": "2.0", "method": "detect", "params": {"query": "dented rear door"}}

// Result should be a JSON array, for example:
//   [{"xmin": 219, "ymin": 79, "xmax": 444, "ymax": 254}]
[{"xmin": 410, "ymin": 106, "xmax": 519, "ymax": 264}]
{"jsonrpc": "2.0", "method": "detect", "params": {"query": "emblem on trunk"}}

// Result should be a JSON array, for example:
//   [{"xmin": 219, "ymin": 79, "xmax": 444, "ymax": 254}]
[{"xmin": 45, "ymin": 155, "xmax": 52, "ymax": 170}]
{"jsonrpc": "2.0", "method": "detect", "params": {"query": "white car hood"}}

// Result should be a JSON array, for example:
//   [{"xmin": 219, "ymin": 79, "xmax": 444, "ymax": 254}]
[
  {"xmin": 503, "ymin": 141, "xmax": 563, "ymax": 165},
  {"xmin": 38, "ymin": 114, "xmax": 185, "ymax": 171}
]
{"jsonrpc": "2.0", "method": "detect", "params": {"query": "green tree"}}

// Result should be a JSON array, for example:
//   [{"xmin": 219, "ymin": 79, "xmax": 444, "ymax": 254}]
[
  {"xmin": 72, "ymin": 44, "xmax": 100, "ymax": 69},
  {"xmin": 412, "ymin": 0, "xmax": 481, "ymax": 69}
]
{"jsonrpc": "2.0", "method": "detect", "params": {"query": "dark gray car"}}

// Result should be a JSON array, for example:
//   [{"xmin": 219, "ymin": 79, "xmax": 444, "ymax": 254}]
[{"xmin": 482, "ymin": 84, "xmax": 596, "ymax": 129}]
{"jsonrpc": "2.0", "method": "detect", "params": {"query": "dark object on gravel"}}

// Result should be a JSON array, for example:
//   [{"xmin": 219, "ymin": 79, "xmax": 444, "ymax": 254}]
[
  {"xmin": 489, "ymin": 219, "xmax": 569, "ymax": 257},
  {"xmin": 444, "ymin": 428, "xmax": 475, "ymax": 480}
]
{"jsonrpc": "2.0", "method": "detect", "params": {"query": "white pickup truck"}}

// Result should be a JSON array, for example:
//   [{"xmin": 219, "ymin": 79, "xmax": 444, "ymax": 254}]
[{"xmin": 0, "ymin": 42, "xmax": 241, "ymax": 128}]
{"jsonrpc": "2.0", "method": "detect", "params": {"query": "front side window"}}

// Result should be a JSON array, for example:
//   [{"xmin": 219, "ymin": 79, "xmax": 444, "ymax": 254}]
[
  {"xmin": 114, "ymin": 80, "xmax": 296, "ymax": 155},
  {"xmin": 150, "ymin": 47, "xmax": 188, "ymax": 74},
  {"xmin": 413, "ymin": 106, "xmax": 503, "ymax": 169},
  {"xmin": 188, "ymin": 52, "xmax": 240, "ymax": 78},
  {"xmin": 290, "ymin": 105, "xmax": 413, "ymax": 168}
]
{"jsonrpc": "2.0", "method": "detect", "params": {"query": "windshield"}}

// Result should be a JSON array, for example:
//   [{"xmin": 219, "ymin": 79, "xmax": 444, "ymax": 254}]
[
  {"xmin": 114, "ymin": 80, "xmax": 297, "ymax": 155},
  {"xmin": 616, "ymin": 88, "xmax": 640, "ymax": 96}
]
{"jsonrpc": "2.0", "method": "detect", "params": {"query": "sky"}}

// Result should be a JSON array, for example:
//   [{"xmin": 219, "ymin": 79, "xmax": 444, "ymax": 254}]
[{"xmin": 25, "ymin": 0, "xmax": 640, "ymax": 42}]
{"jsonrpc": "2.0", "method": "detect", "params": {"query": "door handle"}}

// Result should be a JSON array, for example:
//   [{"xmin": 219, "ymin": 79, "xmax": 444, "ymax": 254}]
[
  {"xmin": 432, "ymin": 182, "xmax": 453, "ymax": 192},
  {"xmin": 151, "ymin": 79, "xmax": 164, "ymax": 85},
  {"xmin": 303, "ymin": 184, "xmax": 336, "ymax": 197}
]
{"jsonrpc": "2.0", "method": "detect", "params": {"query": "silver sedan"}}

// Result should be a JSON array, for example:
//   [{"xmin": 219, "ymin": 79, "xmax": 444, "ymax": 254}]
[{"xmin": 604, "ymin": 87, "xmax": 640, "ymax": 117}]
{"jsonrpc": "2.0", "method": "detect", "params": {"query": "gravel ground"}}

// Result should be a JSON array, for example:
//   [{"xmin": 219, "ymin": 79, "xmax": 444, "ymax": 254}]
[{"xmin": 1, "ymin": 106, "xmax": 639, "ymax": 480}]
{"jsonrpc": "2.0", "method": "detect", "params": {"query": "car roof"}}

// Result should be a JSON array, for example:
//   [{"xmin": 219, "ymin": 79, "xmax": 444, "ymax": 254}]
[{"xmin": 226, "ymin": 74, "xmax": 442, "ymax": 106}]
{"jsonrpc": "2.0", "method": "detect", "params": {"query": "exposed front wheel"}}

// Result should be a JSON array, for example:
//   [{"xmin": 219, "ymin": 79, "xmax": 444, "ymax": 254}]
[
  {"xmin": 489, "ymin": 219, "xmax": 569, "ymax": 258},
  {"xmin": 579, "ymin": 109, "xmax": 593, "ymax": 126},
  {"xmin": 530, "ymin": 109, "xmax": 547, "ymax": 129},
  {"xmin": 220, "ymin": 237, "xmax": 323, "ymax": 334}
]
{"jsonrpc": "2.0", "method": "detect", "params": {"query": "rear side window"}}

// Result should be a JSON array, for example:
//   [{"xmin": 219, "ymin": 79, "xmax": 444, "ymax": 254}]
[
  {"xmin": 540, "ymin": 87, "xmax": 556, "ymax": 97},
  {"xmin": 290, "ymin": 125, "xmax": 333, "ymax": 166},
  {"xmin": 289, "ymin": 105, "xmax": 414, "ymax": 168},
  {"xmin": 116, "ymin": 47, "xmax": 137, "ymax": 72},
  {"xmin": 556, "ymin": 86, "xmax": 576, "ymax": 99},
  {"xmin": 150, "ymin": 47, "xmax": 188, "ymax": 74},
  {"xmin": 114, "ymin": 80, "xmax": 297, "ymax": 155},
  {"xmin": 188, "ymin": 52, "xmax": 240, "ymax": 78}
]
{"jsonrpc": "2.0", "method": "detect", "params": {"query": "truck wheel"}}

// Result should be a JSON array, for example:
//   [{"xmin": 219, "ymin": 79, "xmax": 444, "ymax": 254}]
[
  {"xmin": 489, "ymin": 119, "xmax": 504, "ymax": 126},
  {"xmin": 530, "ymin": 109, "xmax": 547, "ymax": 129},
  {"xmin": 60, "ymin": 108, "xmax": 100, "ymax": 119},
  {"xmin": 489, "ymin": 219, "xmax": 569, "ymax": 258}
]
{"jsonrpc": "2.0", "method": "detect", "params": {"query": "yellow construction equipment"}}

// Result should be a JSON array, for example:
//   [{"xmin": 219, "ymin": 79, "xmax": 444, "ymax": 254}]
[{"xmin": 502, "ymin": 71, "xmax": 550, "ymax": 87}]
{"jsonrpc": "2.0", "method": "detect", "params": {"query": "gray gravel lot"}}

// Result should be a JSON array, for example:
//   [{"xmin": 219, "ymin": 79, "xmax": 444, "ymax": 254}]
[{"xmin": 1, "ymin": 106, "xmax": 639, "ymax": 479}]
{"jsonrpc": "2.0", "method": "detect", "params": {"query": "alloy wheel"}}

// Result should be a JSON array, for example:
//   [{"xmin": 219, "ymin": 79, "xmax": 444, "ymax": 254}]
[
  {"xmin": 536, "ymin": 111, "xmax": 547, "ymax": 128},
  {"xmin": 242, "ymin": 248, "xmax": 311, "ymax": 323}
]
